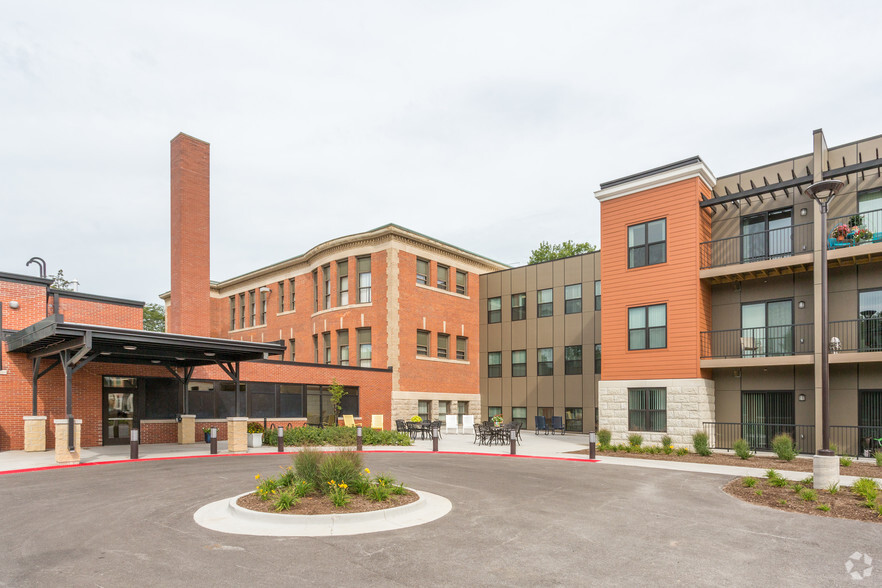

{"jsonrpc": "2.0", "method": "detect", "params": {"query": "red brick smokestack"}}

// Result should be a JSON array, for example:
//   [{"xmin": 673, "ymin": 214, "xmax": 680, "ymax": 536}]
[{"xmin": 169, "ymin": 133, "xmax": 211, "ymax": 336}]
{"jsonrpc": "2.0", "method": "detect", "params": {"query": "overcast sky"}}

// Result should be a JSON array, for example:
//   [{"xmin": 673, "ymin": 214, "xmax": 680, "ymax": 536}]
[{"xmin": 4, "ymin": 1, "xmax": 882, "ymax": 304}]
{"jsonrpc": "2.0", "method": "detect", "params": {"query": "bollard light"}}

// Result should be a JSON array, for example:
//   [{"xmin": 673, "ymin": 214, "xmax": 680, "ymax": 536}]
[
  {"xmin": 130, "ymin": 429, "xmax": 139, "ymax": 460},
  {"xmin": 211, "ymin": 427, "xmax": 217, "ymax": 438},
  {"xmin": 589, "ymin": 431, "xmax": 597, "ymax": 460},
  {"xmin": 356, "ymin": 425, "xmax": 363, "ymax": 452},
  {"xmin": 210, "ymin": 426, "xmax": 218, "ymax": 455},
  {"xmin": 432, "ymin": 425, "xmax": 439, "ymax": 452},
  {"xmin": 131, "ymin": 429, "xmax": 139, "ymax": 443},
  {"xmin": 589, "ymin": 432, "xmax": 596, "ymax": 444},
  {"xmin": 277, "ymin": 426, "xmax": 284, "ymax": 453}
]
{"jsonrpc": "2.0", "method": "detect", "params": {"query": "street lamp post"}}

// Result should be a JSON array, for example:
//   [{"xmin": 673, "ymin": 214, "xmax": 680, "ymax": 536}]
[{"xmin": 805, "ymin": 179, "xmax": 844, "ymax": 463}]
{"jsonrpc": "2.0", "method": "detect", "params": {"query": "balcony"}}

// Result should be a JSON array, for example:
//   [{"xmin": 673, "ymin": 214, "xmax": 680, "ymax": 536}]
[
  {"xmin": 699, "ymin": 324, "xmax": 814, "ymax": 367},
  {"xmin": 826, "ymin": 209, "xmax": 882, "ymax": 250},
  {"xmin": 699, "ymin": 222, "xmax": 813, "ymax": 282}
]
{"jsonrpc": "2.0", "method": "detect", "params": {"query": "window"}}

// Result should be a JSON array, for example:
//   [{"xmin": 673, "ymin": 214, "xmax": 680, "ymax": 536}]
[
  {"xmin": 537, "ymin": 348, "xmax": 554, "ymax": 376},
  {"xmin": 437, "ymin": 264, "xmax": 449, "ymax": 290},
  {"xmin": 323, "ymin": 332, "xmax": 331, "ymax": 364},
  {"xmin": 249, "ymin": 381, "xmax": 276, "ymax": 419},
  {"xmin": 742, "ymin": 300, "xmax": 793, "ymax": 357},
  {"xmin": 859, "ymin": 289, "xmax": 882, "ymax": 351},
  {"xmin": 338, "ymin": 260, "xmax": 349, "ymax": 306},
  {"xmin": 456, "ymin": 270, "xmax": 467, "ymax": 295},
  {"xmin": 859, "ymin": 390, "xmax": 882, "ymax": 440},
  {"xmin": 537, "ymin": 288, "xmax": 553, "ymax": 317},
  {"xmin": 488, "ymin": 352, "xmax": 502, "ymax": 378},
  {"xmin": 437, "ymin": 333, "xmax": 449, "ymax": 358},
  {"xmin": 289, "ymin": 278, "xmax": 296, "ymax": 312},
  {"xmin": 278, "ymin": 281, "xmax": 285, "ymax": 313},
  {"xmin": 357, "ymin": 256, "xmax": 371, "ymax": 303},
  {"xmin": 565, "ymin": 345, "xmax": 582, "ymax": 375},
  {"xmin": 594, "ymin": 280, "xmax": 601, "ymax": 311},
  {"xmin": 239, "ymin": 294, "xmax": 245, "ymax": 329},
  {"xmin": 488, "ymin": 297, "xmax": 501, "ymax": 323},
  {"xmin": 229, "ymin": 297, "xmax": 235, "ymax": 331},
  {"xmin": 259, "ymin": 289, "xmax": 267, "ymax": 324},
  {"xmin": 313, "ymin": 334, "xmax": 319, "ymax": 363},
  {"xmin": 418, "ymin": 400, "xmax": 431, "ymax": 422},
  {"xmin": 249, "ymin": 290, "xmax": 256, "ymax": 326},
  {"xmin": 289, "ymin": 339, "xmax": 296, "ymax": 362},
  {"xmin": 628, "ymin": 304, "xmax": 667, "ymax": 350},
  {"xmin": 280, "ymin": 384, "xmax": 304, "ymax": 418},
  {"xmin": 628, "ymin": 388, "xmax": 666, "ymax": 432},
  {"xmin": 565, "ymin": 284, "xmax": 582, "ymax": 314},
  {"xmin": 438, "ymin": 400, "xmax": 450, "ymax": 420},
  {"xmin": 357, "ymin": 328, "xmax": 371, "ymax": 367},
  {"xmin": 742, "ymin": 391, "xmax": 794, "ymax": 448},
  {"xmin": 565, "ymin": 408, "xmax": 583, "ymax": 432},
  {"xmin": 312, "ymin": 270, "xmax": 319, "ymax": 312},
  {"xmin": 457, "ymin": 401, "xmax": 469, "ymax": 425},
  {"xmin": 511, "ymin": 350, "xmax": 526, "ymax": 377},
  {"xmin": 488, "ymin": 406, "xmax": 502, "ymax": 420},
  {"xmin": 417, "ymin": 330, "xmax": 430, "ymax": 356},
  {"xmin": 628, "ymin": 219, "xmax": 666, "ymax": 268},
  {"xmin": 859, "ymin": 189, "xmax": 882, "ymax": 234},
  {"xmin": 416, "ymin": 258, "xmax": 429, "ymax": 285},
  {"xmin": 456, "ymin": 336, "xmax": 467, "ymax": 360},
  {"xmin": 511, "ymin": 293, "xmax": 526, "ymax": 321},
  {"xmin": 323, "ymin": 265, "xmax": 331, "ymax": 310},
  {"xmin": 741, "ymin": 208, "xmax": 792, "ymax": 262},
  {"xmin": 338, "ymin": 330, "xmax": 349, "ymax": 366},
  {"xmin": 511, "ymin": 407, "xmax": 527, "ymax": 427},
  {"xmin": 537, "ymin": 407, "xmax": 553, "ymax": 424},
  {"xmin": 594, "ymin": 344, "xmax": 601, "ymax": 374}
]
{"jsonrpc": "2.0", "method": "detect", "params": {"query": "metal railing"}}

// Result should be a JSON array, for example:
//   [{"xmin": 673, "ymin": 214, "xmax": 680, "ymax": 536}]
[
  {"xmin": 825, "ymin": 209, "xmax": 882, "ymax": 249},
  {"xmin": 700, "ymin": 222, "xmax": 813, "ymax": 269},
  {"xmin": 829, "ymin": 425, "xmax": 882, "ymax": 457},
  {"xmin": 703, "ymin": 421, "xmax": 815, "ymax": 454},
  {"xmin": 829, "ymin": 319, "xmax": 882, "ymax": 353},
  {"xmin": 699, "ymin": 324, "xmax": 813, "ymax": 359}
]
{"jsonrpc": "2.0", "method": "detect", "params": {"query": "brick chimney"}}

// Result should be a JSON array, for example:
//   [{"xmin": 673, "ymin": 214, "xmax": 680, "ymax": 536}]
[{"xmin": 169, "ymin": 133, "xmax": 211, "ymax": 336}]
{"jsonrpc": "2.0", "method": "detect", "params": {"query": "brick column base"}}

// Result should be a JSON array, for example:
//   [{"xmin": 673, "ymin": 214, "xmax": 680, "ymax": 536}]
[
  {"xmin": 23, "ymin": 416, "xmax": 47, "ymax": 452},
  {"xmin": 227, "ymin": 417, "xmax": 248, "ymax": 453},
  {"xmin": 177, "ymin": 414, "xmax": 196, "ymax": 444},
  {"xmin": 54, "ymin": 419, "xmax": 82, "ymax": 465}
]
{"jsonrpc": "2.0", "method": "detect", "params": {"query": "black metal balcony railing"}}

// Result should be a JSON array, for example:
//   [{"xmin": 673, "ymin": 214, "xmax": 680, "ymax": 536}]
[
  {"xmin": 703, "ymin": 422, "xmax": 815, "ymax": 455},
  {"xmin": 825, "ymin": 209, "xmax": 882, "ymax": 250},
  {"xmin": 829, "ymin": 319, "xmax": 882, "ymax": 353},
  {"xmin": 829, "ymin": 426, "xmax": 882, "ymax": 458},
  {"xmin": 699, "ymin": 222, "xmax": 813, "ymax": 270},
  {"xmin": 700, "ymin": 324, "xmax": 814, "ymax": 359}
]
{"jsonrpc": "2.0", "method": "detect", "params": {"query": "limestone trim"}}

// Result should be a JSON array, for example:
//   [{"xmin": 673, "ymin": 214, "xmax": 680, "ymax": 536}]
[
  {"xmin": 310, "ymin": 302, "xmax": 372, "ymax": 319},
  {"xmin": 414, "ymin": 283, "xmax": 470, "ymax": 300},
  {"xmin": 387, "ymin": 246, "xmax": 401, "ymax": 392},
  {"xmin": 392, "ymin": 391, "xmax": 480, "ymax": 401},
  {"xmin": 415, "ymin": 355, "xmax": 469, "ymax": 366}
]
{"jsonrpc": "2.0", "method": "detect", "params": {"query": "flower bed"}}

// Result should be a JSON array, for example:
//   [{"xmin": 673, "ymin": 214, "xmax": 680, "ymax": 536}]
[{"xmin": 262, "ymin": 425, "xmax": 411, "ymax": 447}]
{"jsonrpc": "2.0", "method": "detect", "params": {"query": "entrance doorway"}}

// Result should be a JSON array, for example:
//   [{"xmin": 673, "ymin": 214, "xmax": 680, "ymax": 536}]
[{"xmin": 104, "ymin": 377, "xmax": 137, "ymax": 445}]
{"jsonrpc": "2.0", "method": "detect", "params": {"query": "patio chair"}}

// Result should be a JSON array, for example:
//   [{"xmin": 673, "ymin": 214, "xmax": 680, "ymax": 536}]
[
  {"xmin": 474, "ymin": 424, "xmax": 491, "ymax": 446},
  {"xmin": 445, "ymin": 415, "xmax": 458, "ymax": 435},
  {"xmin": 396, "ymin": 419, "xmax": 408, "ymax": 433},
  {"xmin": 740, "ymin": 337, "xmax": 757, "ymax": 353},
  {"xmin": 371, "ymin": 414, "xmax": 384, "ymax": 430},
  {"xmin": 512, "ymin": 422, "xmax": 523, "ymax": 444},
  {"xmin": 342, "ymin": 414, "xmax": 356, "ymax": 427},
  {"xmin": 550, "ymin": 416, "xmax": 565, "ymax": 435},
  {"xmin": 461, "ymin": 414, "xmax": 475, "ymax": 433},
  {"xmin": 534, "ymin": 415, "xmax": 548, "ymax": 435}
]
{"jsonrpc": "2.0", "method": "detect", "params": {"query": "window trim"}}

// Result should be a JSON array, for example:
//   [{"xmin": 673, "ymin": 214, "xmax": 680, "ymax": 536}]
[
  {"xmin": 487, "ymin": 351, "xmax": 502, "ymax": 378},
  {"xmin": 416, "ymin": 258, "xmax": 429, "ymax": 286},
  {"xmin": 565, "ymin": 345, "xmax": 582, "ymax": 375},
  {"xmin": 488, "ymin": 297, "xmax": 502, "ymax": 324},
  {"xmin": 628, "ymin": 303, "xmax": 667, "ymax": 350},
  {"xmin": 537, "ymin": 288, "xmax": 553, "ymax": 318},
  {"xmin": 628, "ymin": 387, "xmax": 667, "ymax": 432},
  {"xmin": 564, "ymin": 284, "xmax": 582, "ymax": 314},
  {"xmin": 437, "ymin": 333, "xmax": 449, "ymax": 359},
  {"xmin": 511, "ymin": 293, "xmax": 526, "ymax": 321},
  {"xmin": 537, "ymin": 347, "xmax": 554, "ymax": 376},
  {"xmin": 511, "ymin": 350, "xmax": 527, "ymax": 377},
  {"xmin": 417, "ymin": 329, "xmax": 430, "ymax": 356},
  {"xmin": 627, "ymin": 218, "xmax": 667, "ymax": 269}
]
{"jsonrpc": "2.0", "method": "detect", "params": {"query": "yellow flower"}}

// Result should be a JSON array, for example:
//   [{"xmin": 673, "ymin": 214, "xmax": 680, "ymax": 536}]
[
  {"xmin": 364, "ymin": 468, "xmax": 370, "ymax": 474},
  {"xmin": 340, "ymin": 483, "xmax": 348, "ymax": 489},
  {"xmin": 255, "ymin": 474, "xmax": 260, "ymax": 480}
]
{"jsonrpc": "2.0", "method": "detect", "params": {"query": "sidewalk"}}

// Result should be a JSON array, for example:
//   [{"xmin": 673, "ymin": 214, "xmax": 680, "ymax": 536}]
[{"xmin": 2, "ymin": 431, "xmax": 881, "ymax": 486}]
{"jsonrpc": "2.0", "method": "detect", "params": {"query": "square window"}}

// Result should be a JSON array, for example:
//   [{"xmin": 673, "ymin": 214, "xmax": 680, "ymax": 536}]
[
  {"xmin": 628, "ymin": 388, "xmax": 666, "ymax": 432},
  {"xmin": 628, "ymin": 219, "xmax": 666, "ymax": 269},
  {"xmin": 628, "ymin": 304, "xmax": 666, "ymax": 350}
]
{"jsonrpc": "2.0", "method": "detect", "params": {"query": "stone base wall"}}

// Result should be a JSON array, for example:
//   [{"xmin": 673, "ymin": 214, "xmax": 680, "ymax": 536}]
[
  {"xmin": 53, "ymin": 418, "xmax": 82, "ymax": 464},
  {"xmin": 23, "ymin": 416, "xmax": 47, "ymax": 452},
  {"xmin": 177, "ymin": 414, "xmax": 196, "ymax": 444},
  {"xmin": 390, "ymin": 391, "xmax": 481, "ymax": 426},
  {"xmin": 598, "ymin": 378, "xmax": 715, "ymax": 448},
  {"xmin": 227, "ymin": 417, "xmax": 248, "ymax": 453}
]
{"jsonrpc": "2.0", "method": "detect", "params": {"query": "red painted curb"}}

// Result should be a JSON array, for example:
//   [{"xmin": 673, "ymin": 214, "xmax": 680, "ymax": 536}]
[{"xmin": 0, "ymin": 449, "xmax": 599, "ymax": 475}]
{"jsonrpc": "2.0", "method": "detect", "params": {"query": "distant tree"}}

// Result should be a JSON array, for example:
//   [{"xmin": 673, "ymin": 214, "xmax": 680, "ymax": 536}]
[
  {"xmin": 143, "ymin": 303, "xmax": 166, "ymax": 332},
  {"xmin": 49, "ymin": 269, "xmax": 74, "ymax": 291},
  {"xmin": 528, "ymin": 240, "xmax": 597, "ymax": 264},
  {"xmin": 329, "ymin": 379, "xmax": 347, "ymax": 421}
]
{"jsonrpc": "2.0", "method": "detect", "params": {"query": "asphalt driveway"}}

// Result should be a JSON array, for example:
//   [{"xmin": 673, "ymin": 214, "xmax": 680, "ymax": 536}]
[{"xmin": 0, "ymin": 453, "xmax": 879, "ymax": 586}]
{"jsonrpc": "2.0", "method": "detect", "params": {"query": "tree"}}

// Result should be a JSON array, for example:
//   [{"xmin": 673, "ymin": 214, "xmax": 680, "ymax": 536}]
[
  {"xmin": 143, "ymin": 303, "xmax": 166, "ymax": 332},
  {"xmin": 49, "ymin": 269, "xmax": 74, "ymax": 291},
  {"xmin": 528, "ymin": 240, "xmax": 597, "ymax": 264},
  {"xmin": 329, "ymin": 379, "xmax": 347, "ymax": 422}
]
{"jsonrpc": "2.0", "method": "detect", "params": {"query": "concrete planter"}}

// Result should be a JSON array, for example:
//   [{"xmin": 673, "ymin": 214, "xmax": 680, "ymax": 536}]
[{"xmin": 248, "ymin": 432, "xmax": 263, "ymax": 448}]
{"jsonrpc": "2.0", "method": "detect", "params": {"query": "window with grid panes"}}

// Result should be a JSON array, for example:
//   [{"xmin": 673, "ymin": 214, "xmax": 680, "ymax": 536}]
[
  {"xmin": 278, "ymin": 281, "xmax": 285, "ymax": 312},
  {"xmin": 628, "ymin": 388, "xmax": 666, "ymax": 432},
  {"xmin": 488, "ymin": 297, "xmax": 501, "ymax": 323},
  {"xmin": 488, "ymin": 352, "xmax": 501, "ymax": 378},
  {"xmin": 338, "ymin": 260, "xmax": 348, "ymax": 306},
  {"xmin": 511, "ymin": 293, "xmax": 526, "ymax": 321},
  {"xmin": 416, "ymin": 259, "xmax": 429, "ymax": 285},
  {"xmin": 437, "ymin": 333, "xmax": 449, "ymax": 358},
  {"xmin": 537, "ymin": 288, "xmax": 553, "ymax": 317},
  {"xmin": 357, "ymin": 328, "xmax": 371, "ymax": 367},
  {"xmin": 239, "ymin": 294, "xmax": 245, "ymax": 329},
  {"xmin": 456, "ymin": 270, "xmax": 467, "ymax": 295},
  {"xmin": 511, "ymin": 407, "xmax": 527, "ymax": 427},
  {"xmin": 289, "ymin": 278, "xmax": 295, "ymax": 311},
  {"xmin": 249, "ymin": 290, "xmax": 256, "ymax": 326},
  {"xmin": 628, "ymin": 219, "xmax": 666, "ymax": 269},
  {"xmin": 565, "ymin": 284, "xmax": 581, "ymax": 314},
  {"xmin": 565, "ymin": 345, "xmax": 582, "ymax": 375},
  {"xmin": 323, "ymin": 265, "xmax": 331, "ymax": 309},
  {"xmin": 456, "ymin": 336, "xmax": 467, "ymax": 360},
  {"xmin": 229, "ymin": 297, "xmax": 235, "ymax": 330},
  {"xmin": 437, "ymin": 264, "xmax": 448, "ymax": 290},
  {"xmin": 338, "ymin": 330, "xmax": 349, "ymax": 366},
  {"xmin": 628, "ymin": 304, "xmax": 667, "ymax": 350},
  {"xmin": 537, "ymin": 347, "xmax": 553, "ymax": 376},
  {"xmin": 357, "ymin": 256, "xmax": 371, "ymax": 302},
  {"xmin": 417, "ymin": 330, "xmax": 430, "ymax": 356},
  {"xmin": 511, "ymin": 350, "xmax": 526, "ymax": 377},
  {"xmin": 323, "ymin": 332, "xmax": 331, "ymax": 364}
]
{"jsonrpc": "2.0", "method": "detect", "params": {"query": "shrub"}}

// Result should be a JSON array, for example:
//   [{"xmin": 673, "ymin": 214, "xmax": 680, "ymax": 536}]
[
  {"xmin": 291, "ymin": 478, "xmax": 314, "ymax": 498},
  {"xmin": 827, "ymin": 482, "xmax": 840, "ymax": 495},
  {"xmin": 275, "ymin": 426, "xmax": 412, "ymax": 447},
  {"xmin": 318, "ymin": 452, "xmax": 362, "ymax": 491},
  {"xmin": 742, "ymin": 476, "xmax": 757, "ymax": 488},
  {"xmin": 755, "ymin": 489, "xmax": 763, "ymax": 497},
  {"xmin": 692, "ymin": 431, "xmax": 712, "ymax": 457},
  {"xmin": 801, "ymin": 476, "xmax": 813, "ymax": 487},
  {"xmin": 293, "ymin": 448, "xmax": 324, "ymax": 487},
  {"xmin": 766, "ymin": 469, "xmax": 789, "ymax": 488},
  {"xmin": 628, "ymin": 434, "xmax": 643, "ymax": 447},
  {"xmin": 256, "ymin": 476, "xmax": 280, "ymax": 501},
  {"xmin": 875, "ymin": 451, "xmax": 882, "ymax": 467},
  {"xmin": 851, "ymin": 477, "xmax": 879, "ymax": 499},
  {"xmin": 391, "ymin": 483, "xmax": 408, "ymax": 495},
  {"xmin": 278, "ymin": 466, "xmax": 296, "ymax": 487},
  {"xmin": 247, "ymin": 421, "xmax": 264, "ymax": 434},
  {"xmin": 798, "ymin": 488, "xmax": 817, "ymax": 502},
  {"xmin": 597, "ymin": 429, "xmax": 612, "ymax": 446},
  {"xmin": 840, "ymin": 456, "xmax": 853, "ymax": 467},
  {"xmin": 733, "ymin": 438, "xmax": 751, "ymax": 460},
  {"xmin": 816, "ymin": 504, "xmax": 831, "ymax": 512},
  {"xmin": 274, "ymin": 489, "xmax": 299, "ymax": 512},
  {"xmin": 660, "ymin": 435, "xmax": 673, "ymax": 454},
  {"xmin": 676, "ymin": 447, "xmax": 689, "ymax": 456},
  {"xmin": 367, "ymin": 481, "xmax": 392, "ymax": 502},
  {"xmin": 327, "ymin": 481, "xmax": 350, "ymax": 507},
  {"xmin": 770, "ymin": 434, "xmax": 796, "ymax": 461}
]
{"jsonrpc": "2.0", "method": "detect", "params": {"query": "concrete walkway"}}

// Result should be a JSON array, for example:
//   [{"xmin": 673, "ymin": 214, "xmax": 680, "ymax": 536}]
[{"xmin": 2, "ymin": 431, "xmax": 881, "ymax": 486}]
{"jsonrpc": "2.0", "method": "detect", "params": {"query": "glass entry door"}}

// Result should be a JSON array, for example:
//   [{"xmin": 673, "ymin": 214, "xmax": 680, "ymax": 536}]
[
  {"xmin": 741, "ymin": 209, "xmax": 792, "ymax": 262},
  {"xmin": 105, "ymin": 391, "xmax": 134, "ymax": 444},
  {"xmin": 742, "ymin": 391, "xmax": 794, "ymax": 449},
  {"xmin": 741, "ymin": 300, "xmax": 793, "ymax": 357}
]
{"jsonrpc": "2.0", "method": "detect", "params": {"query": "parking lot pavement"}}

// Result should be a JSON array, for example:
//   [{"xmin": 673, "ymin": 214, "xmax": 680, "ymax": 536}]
[{"xmin": 0, "ymin": 451, "xmax": 879, "ymax": 586}]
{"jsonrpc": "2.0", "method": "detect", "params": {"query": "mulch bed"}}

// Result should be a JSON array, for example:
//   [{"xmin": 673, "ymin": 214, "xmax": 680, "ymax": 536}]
[
  {"xmin": 237, "ymin": 489, "xmax": 418, "ymax": 515},
  {"xmin": 571, "ymin": 448, "xmax": 882, "ymax": 479},
  {"xmin": 724, "ymin": 477, "xmax": 882, "ymax": 523}
]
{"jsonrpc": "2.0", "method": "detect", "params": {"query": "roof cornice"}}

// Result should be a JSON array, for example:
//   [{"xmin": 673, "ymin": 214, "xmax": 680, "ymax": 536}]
[{"xmin": 595, "ymin": 158, "xmax": 716, "ymax": 202}]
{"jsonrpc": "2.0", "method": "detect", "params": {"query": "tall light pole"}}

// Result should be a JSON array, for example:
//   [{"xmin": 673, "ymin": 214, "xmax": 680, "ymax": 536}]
[{"xmin": 804, "ymin": 178, "xmax": 844, "ymax": 456}]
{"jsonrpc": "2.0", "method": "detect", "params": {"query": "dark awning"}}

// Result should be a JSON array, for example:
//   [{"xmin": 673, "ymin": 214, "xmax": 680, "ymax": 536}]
[{"xmin": 6, "ymin": 314, "xmax": 285, "ymax": 367}]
